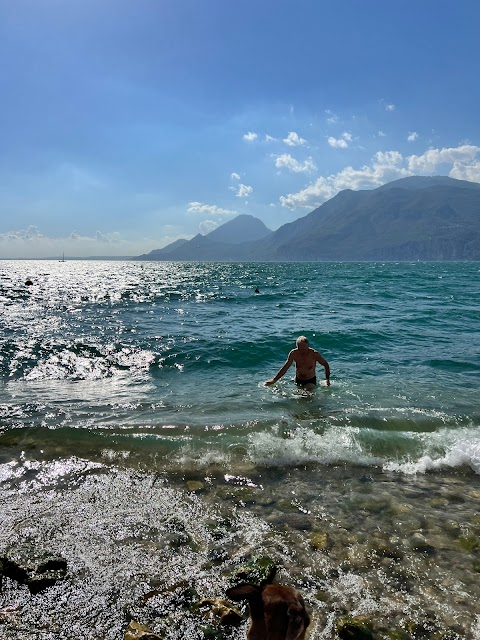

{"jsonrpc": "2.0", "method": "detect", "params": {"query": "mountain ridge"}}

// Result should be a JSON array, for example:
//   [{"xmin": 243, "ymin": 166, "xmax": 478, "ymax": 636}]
[{"xmin": 134, "ymin": 176, "xmax": 480, "ymax": 261}]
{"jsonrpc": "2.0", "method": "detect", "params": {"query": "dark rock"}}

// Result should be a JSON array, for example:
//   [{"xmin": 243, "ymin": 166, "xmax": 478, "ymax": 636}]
[
  {"xmin": 2, "ymin": 544, "xmax": 67, "ymax": 594},
  {"xmin": 124, "ymin": 620, "xmax": 164, "ymax": 639},
  {"xmin": 228, "ymin": 556, "xmax": 277, "ymax": 587},
  {"xmin": 283, "ymin": 513, "xmax": 313, "ymax": 531},
  {"xmin": 336, "ymin": 616, "xmax": 374, "ymax": 640},
  {"xmin": 310, "ymin": 531, "xmax": 331, "ymax": 551},
  {"xmin": 195, "ymin": 598, "xmax": 243, "ymax": 627}
]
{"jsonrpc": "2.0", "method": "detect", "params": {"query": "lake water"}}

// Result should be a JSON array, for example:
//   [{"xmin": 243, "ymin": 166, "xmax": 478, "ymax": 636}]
[{"xmin": 1, "ymin": 260, "xmax": 480, "ymax": 639}]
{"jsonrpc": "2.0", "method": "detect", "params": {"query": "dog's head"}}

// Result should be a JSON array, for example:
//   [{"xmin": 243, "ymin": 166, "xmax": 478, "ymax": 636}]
[{"xmin": 226, "ymin": 582, "xmax": 310, "ymax": 640}]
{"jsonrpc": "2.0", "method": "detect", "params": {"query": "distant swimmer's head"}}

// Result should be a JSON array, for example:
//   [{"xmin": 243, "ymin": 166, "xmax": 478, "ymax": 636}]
[
  {"xmin": 296, "ymin": 335, "xmax": 309, "ymax": 350},
  {"xmin": 25, "ymin": 279, "xmax": 33, "ymax": 286},
  {"xmin": 254, "ymin": 287, "xmax": 260, "ymax": 294}
]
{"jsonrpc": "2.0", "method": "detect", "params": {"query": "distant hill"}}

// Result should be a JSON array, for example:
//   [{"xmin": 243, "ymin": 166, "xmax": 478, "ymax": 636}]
[
  {"xmin": 206, "ymin": 214, "xmax": 272, "ymax": 244},
  {"xmin": 136, "ymin": 238, "xmax": 189, "ymax": 260},
  {"xmin": 375, "ymin": 175, "xmax": 480, "ymax": 192},
  {"xmin": 135, "ymin": 214, "xmax": 272, "ymax": 260},
  {"xmin": 133, "ymin": 176, "xmax": 480, "ymax": 261},
  {"xmin": 250, "ymin": 176, "xmax": 480, "ymax": 260}
]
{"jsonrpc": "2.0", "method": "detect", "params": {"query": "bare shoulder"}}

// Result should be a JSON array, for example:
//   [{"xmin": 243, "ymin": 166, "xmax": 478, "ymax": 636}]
[
  {"xmin": 313, "ymin": 349, "xmax": 327, "ymax": 361},
  {"xmin": 288, "ymin": 348, "xmax": 298, "ymax": 360}
]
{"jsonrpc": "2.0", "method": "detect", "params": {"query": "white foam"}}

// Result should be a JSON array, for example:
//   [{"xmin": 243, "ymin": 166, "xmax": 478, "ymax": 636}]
[
  {"xmin": 384, "ymin": 427, "xmax": 480, "ymax": 474},
  {"xmin": 248, "ymin": 425, "xmax": 383, "ymax": 467}
]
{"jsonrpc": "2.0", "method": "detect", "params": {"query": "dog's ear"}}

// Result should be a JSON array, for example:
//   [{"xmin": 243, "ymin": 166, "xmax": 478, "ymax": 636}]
[
  {"xmin": 226, "ymin": 583, "xmax": 262, "ymax": 602},
  {"xmin": 285, "ymin": 602, "xmax": 310, "ymax": 640}
]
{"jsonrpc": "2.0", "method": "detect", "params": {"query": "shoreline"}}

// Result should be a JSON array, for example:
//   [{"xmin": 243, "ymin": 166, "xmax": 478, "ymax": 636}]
[{"xmin": 1, "ymin": 460, "xmax": 480, "ymax": 638}]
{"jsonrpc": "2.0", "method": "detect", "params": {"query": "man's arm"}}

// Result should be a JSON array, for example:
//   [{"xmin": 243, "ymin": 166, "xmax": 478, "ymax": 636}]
[
  {"xmin": 265, "ymin": 351, "xmax": 294, "ymax": 385},
  {"xmin": 315, "ymin": 352, "xmax": 330, "ymax": 386}
]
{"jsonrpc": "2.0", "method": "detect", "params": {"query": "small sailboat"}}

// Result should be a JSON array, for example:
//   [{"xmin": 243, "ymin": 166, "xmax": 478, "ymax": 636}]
[{"xmin": 59, "ymin": 252, "xmax": 65, "ymax": 262}]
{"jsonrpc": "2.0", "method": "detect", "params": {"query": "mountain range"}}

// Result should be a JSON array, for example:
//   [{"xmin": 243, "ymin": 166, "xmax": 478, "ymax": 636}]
[{"xmin": 135, "ymin": 176, "xmax": 480, "ymax": 261}]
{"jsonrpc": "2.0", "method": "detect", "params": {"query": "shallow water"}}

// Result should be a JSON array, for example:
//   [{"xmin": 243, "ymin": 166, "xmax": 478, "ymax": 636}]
[{"xmin": 1, "ymin": 260, "xmax": 480, "ymax": 638}]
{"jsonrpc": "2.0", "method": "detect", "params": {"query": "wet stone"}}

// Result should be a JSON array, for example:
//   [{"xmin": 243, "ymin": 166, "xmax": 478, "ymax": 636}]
[
  {"xmin": 195, "ymin": 598, "xmax": 243, "ymax": 627},
  {"xmin": 371, "ymin": 539, "xmax": 404, "ymax": 561},
  {"xmin": 228, "ymin": 555, "xmax": 277, "ymax": 587},
  {"xmin": 310, "ymin": 531, "xmax": 330, "ymax": 551},
  {"xmin": 186, "ymin": 480, "xmax": 205, "ymax": 493},
  {"xmin": 1, "ymin": 544, "xmax": 67, "ymax": 594},
  {"xmin": 456, "ymin": 533, "xmax": 479, "ymax": 552},
  {"xmin": 217, "ymin": 486, "xmax": 258, "ymax": 505},
  {"xmin": 428, "ymin": 497, "xmax": 449, "ymax": 508},
  {"xmin": 283, "ymin": 512, "xmax": 313, "ymax": 531},
  {"xmin": 336, "ymin": 615, "xmax": 374, "ymax": 640},
  {"xmin": 124, "ymin": 620, "xmax": 164, "ymax": 640},
  {"xmin": 410, "ymin": 533, "xmax": 436, "ymax": 556}
]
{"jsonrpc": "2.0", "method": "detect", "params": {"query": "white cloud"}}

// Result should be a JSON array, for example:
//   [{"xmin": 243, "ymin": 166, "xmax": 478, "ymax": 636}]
[
  {"xmin": 386, "ymin": 104, "xmax": 396, "ymax": 111},
  {"xmin": 280, "ymin": 150, "xmax": 411, "ymax": 209},
  {"xmin": 187, "ymin": 202, "xmax": 238, "ymax": 216},
  {"xmin": 449, "ymin": 160, "xmax": 480, "ymax": 182},
  {"xmin": 407, "ymin": 131, "xmax": 418, "ymax": 142},
  {"xmin": 328, "ymin": 132, "xmax": 353, "ymax": 148},
  {"xmin": 328, "ymin": 136, "xmax": 348, "ymax": 149},
  {"xmin": 0, "ymin": 226, "xmax": 141, "ymax": 258},
  {"xmin": 265, "ymin": 134, "xmax": 277, "ymax": 142},
  {"xmin": 235, "ymin": 183, "xmax": 254, "ymax": 198},
  {"xmin": 283, "ymin": 131, "xmax": 306, "ymax": 146},
  {"xmin": 279, "ymin": 144, "xmax": 480, "ymax": 210},
  {"xmin": 243, "ymin": 132, "xmax": 258, "ymax": 142},
  {"xmin": 230, "ymin": 172, "xmax": 241, "ymax": 180},
  {"xmin": 275, "ymin": 154, "xmax": 317, "ymax": 173},
  {"xmin": 377, "ymin": 130, "xmax": 386, "ymax": 137},
  {"xmin": 407, "ymin": 144, "xmax": 480, "ymax": 174},
  {"xmin": 199, "ymin": 220, "xmax": 220, "ymax": 235}
]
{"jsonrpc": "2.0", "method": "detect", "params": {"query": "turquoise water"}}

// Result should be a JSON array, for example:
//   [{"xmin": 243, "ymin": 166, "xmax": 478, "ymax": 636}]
[
  {"xmin": 1, "ymin": 260, "xmax": 479, "ymax": 473},
  {"xmin": 1, "ymin": 260, "xmax": 480, "ymax": 639}
]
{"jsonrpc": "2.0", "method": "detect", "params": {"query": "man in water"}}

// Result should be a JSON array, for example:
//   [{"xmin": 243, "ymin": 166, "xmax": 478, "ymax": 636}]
[{"xmin": 265, "ymin": 336, "xmax": 330, "ymax": 390}]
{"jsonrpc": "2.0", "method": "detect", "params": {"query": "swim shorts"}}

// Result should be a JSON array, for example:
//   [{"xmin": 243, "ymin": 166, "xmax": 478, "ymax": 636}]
[{"xmin": 295, "ymin": 376, "xmax": 317, "ymax": 387}]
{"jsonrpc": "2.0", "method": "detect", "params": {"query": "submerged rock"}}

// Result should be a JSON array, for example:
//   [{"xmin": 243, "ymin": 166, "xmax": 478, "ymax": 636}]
[
  {"xmin": 124, "ymin": 620, "xmax": 164, "ymax": 640},
  {"xmin": 1, "ymin": 544, "xmax": 67, "ymax": 594},
  {"xmin": 194, "ymin": 598, "xmax": 243, "ymax": 626},
  {"xmin": 228, "ymin": 555, "xmax": 277, "ymax": 586},
  {"xmin": 410, "ymin": 533, "xmax": 436, "ymax": 556},
  {"xmin": 456, "ymin": 533, "xmax": 479, "ymax": 552},
  {"xmin": 186, "ymin": 480, "xmax": 205, "ymax": 493},
  {"xmin": 310, "ymin": 531, "xmax": 331, "ymax": 551},
  {"xmin": 336, "ymin": 615, "xmax": 374, "ymax": 640}
]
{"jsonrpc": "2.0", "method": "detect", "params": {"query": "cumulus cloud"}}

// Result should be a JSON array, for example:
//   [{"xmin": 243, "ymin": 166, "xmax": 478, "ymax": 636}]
[
  {"xmin": 449, "ymin": 160, "xmax": 480, "ymax": 182},
  {"xmin": 230, "ymin": 172, "xmax": 241, "ymax": 180},
  {"xmin": 199, "ymin": 220, "xmax": 220, "ymax": 235},
  {"xmin": 283, "ymin": 131, "xmax": 306, "ymax": 146},
  {"xmin": 275, "ymin": 154, "xmax": 317, "ymax": 173},
  {"xmin": 234, "ymin": 183, "xmax": 253, "ymax": 198},
  {"xmin": 280, "ymin": 150, "xmax": 411, "ymax": 209},
  {"xmin": 407, "ymin": 131, "xmax": 418, "ymax": 142},
  {"xmin": 328, "ymin": 137, "xmax": 348, "ymax": 149},
  {"xmin": 328, "ymin": 132, "xmax": 352, "ymax": 148},
  {"xmin": 407, "ymin": 144, "xmax": 479, "ymax": 174},
  {"xmin": 187, "ymin": 202, "xmax": 238, "ymax": 216},
  {"xmin": 279, "ymin": 144, "xmax": 480, "ymax": 210},
  {"xmin": 243, "ymin": 132, "xmax": 258, "ymax": 142}
]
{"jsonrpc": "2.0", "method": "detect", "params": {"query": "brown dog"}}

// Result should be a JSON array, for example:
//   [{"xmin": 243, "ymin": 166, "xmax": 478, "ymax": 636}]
[{"xmin": 226, "ymin": 583, "xmax": 310, "ymax": 640}]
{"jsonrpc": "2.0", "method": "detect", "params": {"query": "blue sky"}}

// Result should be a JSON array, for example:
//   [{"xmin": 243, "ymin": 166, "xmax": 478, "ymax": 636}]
[{"xmin": 1, "ymin": 0, "xmax": 480, "ymax": 258}]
